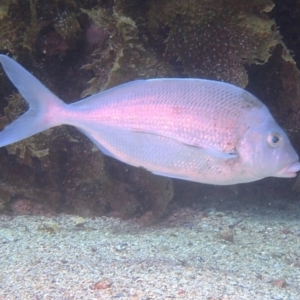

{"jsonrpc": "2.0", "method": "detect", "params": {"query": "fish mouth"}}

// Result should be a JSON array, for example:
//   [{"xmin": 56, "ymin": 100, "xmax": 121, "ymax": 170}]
[{"xmin": 276, "ymin": 161, "xmax": 300, "ymax": 178}]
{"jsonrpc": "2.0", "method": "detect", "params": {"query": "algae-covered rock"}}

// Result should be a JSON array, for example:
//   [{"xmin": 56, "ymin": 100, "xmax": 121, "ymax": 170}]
[
  {"xmin": 147, "ymin": 0, "xmax": 283, "ymax": 87},
  {"xmin": 105, "ymin": 161, "xmax": 174, "ymax": 222},
  {"xmin": 80, "ymin": 5, "xmax": 173, "ymax": 97},
  {"xmin": 0, "ymin": 0, "xmax": 9, "ymax": 19},
  {"xmin": 246, "ymin": 45, "xmax": 300, "ymax": 120}
]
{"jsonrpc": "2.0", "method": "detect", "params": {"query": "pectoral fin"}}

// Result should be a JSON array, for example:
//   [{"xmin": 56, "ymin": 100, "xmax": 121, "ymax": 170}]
[
  {"xmin": 202, "ymin": 147, "xmax": 238, "ymax": 160},
  {"xmin": 131, "ymin": 129, "xmax": 238, "ymax": 160}
]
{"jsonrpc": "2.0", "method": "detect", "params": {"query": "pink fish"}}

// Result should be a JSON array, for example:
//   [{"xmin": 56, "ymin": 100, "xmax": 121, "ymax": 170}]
[{"xmin": 0, "ymin": 55, "xmax": 299, "ymax": 184}]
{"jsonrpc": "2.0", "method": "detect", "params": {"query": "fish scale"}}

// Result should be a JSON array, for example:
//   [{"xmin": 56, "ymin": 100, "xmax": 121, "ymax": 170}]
[
  {"xmin": 80, "ymin": 79, "xmax": 253, "ymax": 152},
  {"xmin": 0, "ymin": 54, "xmax": 299, "ymax": 185}
]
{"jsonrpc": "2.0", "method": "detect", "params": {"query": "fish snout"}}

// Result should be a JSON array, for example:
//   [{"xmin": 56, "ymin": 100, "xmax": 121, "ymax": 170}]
[{"xmin": 276, "ymin": 160, "xmax": 300, "ymax": 178}]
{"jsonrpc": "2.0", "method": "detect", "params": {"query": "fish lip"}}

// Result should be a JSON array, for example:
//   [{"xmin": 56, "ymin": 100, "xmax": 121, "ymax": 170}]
[{"xmin": 276, "ymin": 161, "xmax": 300, "ymax": 178}]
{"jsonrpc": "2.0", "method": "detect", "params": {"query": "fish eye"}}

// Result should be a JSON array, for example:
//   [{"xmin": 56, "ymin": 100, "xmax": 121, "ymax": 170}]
[{"xmin": 266, "ymin": 132, "xmax": 281, "ymax": 147}]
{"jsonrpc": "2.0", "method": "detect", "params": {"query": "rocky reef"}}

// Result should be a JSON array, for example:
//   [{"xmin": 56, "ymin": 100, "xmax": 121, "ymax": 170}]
[{"xmin": 0, "ymin": 0, "xmax": 300, "ymax": 220}]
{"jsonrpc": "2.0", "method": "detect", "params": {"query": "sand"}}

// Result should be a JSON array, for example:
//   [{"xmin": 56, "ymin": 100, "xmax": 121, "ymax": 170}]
[{"xmin": 0, "ymin": 196, "xmax": 300, "ymax": 300}]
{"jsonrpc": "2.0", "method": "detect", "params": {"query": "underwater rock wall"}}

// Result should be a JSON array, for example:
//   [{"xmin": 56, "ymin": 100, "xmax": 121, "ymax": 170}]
[{"xmin": 0, "ymin": 0, "xmax": 300, "ymax": 219}]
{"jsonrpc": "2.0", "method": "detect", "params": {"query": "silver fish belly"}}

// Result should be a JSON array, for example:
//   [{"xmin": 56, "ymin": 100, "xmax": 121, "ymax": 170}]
[{"xmin": 0, "ymin": 54, "xmax": 299, "ymax": 185}]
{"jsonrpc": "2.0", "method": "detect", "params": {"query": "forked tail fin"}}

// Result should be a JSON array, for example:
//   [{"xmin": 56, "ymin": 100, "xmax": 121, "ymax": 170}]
[{"xmin": 0, "ymin": 55, "xmax": 67, "ymax": 148}]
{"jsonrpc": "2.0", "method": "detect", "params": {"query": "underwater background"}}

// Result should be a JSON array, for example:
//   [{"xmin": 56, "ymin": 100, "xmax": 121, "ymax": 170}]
[
  {"xmin": 1, "ymin": 1, "xmax": 300, "ymax": 299},
  {"xmin": 0, "ymin": 0, "xmax": 300, "ymax": 220}
]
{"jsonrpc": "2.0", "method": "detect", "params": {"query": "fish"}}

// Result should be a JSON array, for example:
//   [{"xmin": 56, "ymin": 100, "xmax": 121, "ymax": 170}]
[{"xmin": 0, "ymin": 54, "xmax": 299, "ymax": 185}]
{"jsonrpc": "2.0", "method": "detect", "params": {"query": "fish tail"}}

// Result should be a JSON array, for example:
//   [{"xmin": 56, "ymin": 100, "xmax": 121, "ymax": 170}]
[{"xmin": 0, "ymin": 55, "xmax": 67, "ymax": 148}]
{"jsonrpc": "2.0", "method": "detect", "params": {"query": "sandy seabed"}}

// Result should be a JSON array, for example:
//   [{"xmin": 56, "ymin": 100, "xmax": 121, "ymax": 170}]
[{"xmin": 0, "ymin": 194, "xmax": 300, "ymax": 300}]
